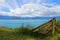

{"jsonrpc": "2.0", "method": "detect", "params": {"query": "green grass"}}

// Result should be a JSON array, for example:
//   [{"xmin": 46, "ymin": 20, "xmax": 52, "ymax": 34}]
[{"xmin": 0, "ymin": 20, "xmax": 60, "ymax": 40}]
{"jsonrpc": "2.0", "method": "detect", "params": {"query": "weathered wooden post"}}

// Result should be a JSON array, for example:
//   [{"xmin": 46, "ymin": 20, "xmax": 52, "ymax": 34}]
[{"xmin": 52, "ymin": 18, "xmax": 56, "ymax": 35}]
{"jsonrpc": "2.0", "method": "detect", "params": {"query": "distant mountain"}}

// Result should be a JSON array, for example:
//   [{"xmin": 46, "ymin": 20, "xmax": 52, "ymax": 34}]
[
  {"xmin": 0, "ymin": 15, "xmax": 20, "ymax": 19},
  {"xmin": 55, "ymin": 16, "xmax": 60, "ymax": 20},
  {"xmin": 0, "ymin": 15, "xmax": 60, "ymax": 20}
]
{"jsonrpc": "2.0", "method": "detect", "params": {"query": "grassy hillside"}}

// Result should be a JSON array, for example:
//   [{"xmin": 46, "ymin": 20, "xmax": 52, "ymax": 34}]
[{"xmin": 0, "ymin": 20, "xmax": 60, "ymax": 40}]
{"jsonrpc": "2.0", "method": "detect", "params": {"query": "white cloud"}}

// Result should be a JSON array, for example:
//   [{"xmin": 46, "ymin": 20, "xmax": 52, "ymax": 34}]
[
  {"xmin": 9, "ymin": 3, "xmax": 48, "ymax": 17},
  {"xmin": 50, "ymin": 6, "xmax": 60, "ymax": 12},
  {"xmin": 0, "ymin": 0, "xmax": 60, "ymax": 17},
  {"xmin": 41, "ymin": 3, "xmax": 57, "ymax": 7},
  {"xmin": 0, "ymin": 0, "xmax": 5, "ymax": 3},
  {"xmin": 0, "ymin": 3, "xmax": 47, "ymax": 17},
  {"xmin": 0, "ymin": 3, "xmax": 60, "ymax": 17}
]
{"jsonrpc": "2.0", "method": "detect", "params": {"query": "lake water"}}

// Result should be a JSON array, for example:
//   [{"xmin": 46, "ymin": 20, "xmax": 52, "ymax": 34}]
[{"xmin": 0, "ymin": 19, "xmax": 51, "ymax": 28}]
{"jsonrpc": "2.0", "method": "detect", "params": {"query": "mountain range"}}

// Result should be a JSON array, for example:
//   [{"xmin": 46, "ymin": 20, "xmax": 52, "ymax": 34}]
[{"xmin": 0, "ymin": 15, "xmax": 60, "ymax": 20}]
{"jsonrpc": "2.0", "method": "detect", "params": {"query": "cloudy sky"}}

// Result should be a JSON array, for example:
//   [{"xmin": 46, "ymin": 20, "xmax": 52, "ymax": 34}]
[{"xmin": 0, "ymin": 0, "xmax": 60, "ymax": 17}]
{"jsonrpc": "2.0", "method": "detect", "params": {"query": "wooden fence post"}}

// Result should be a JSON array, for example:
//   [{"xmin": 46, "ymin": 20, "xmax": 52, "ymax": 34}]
[{"xmin": 52, "ymin": 18, "xmax": 56, "ymax": 35}]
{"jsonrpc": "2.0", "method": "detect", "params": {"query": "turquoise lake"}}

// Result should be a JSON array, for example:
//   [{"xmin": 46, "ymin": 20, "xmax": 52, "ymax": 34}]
[{"xmin": 0, "ymin": 19, "xmax": 51, "ymax": 28}]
